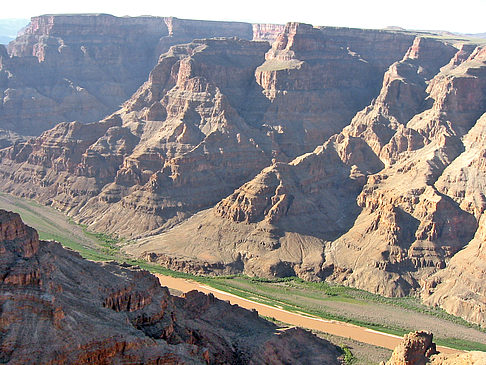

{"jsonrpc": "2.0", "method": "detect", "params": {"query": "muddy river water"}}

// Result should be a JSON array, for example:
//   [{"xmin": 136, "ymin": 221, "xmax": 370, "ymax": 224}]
[{"xmin": 155, "ymin": 274, "xmax": 458, "ymax": 354}]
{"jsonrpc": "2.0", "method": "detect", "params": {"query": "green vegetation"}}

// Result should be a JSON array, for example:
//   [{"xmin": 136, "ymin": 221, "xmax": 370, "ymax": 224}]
[
  {"xmin": 341, "ymin": 345, "xmax": 356, "ymax": 365},
  {"xmin": 249, "ymin": 276, "xmax": 482, "ymax": 328},
  {"xmin": 1, "ymin": 192, "xmax": 485, "ymax": 353}
]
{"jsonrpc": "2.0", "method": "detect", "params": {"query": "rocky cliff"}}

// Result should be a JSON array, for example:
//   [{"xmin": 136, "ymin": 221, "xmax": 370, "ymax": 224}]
[
  {"xmin": 0, "ymin": 22, "xmax": 415, "ymax": 237},
  {"xmin": 1, "ymin": 17, "xmax": 486, "ymax": 328},
  {"xmin": 0, "ymin": 14, "xmax": 255, "ymax": 145},
  {"xmin": 0, "ymin": 37, "xmax": 274, "ymax": 237},
  {"xmin": 124, "ymin": 32, "xmax": 486, "ymax": 326},
  {"xmin": 254, "ymin": 22, "xmax": 414, "ymax": 157},
  {"xmin": 385, "ymin": 331, "xmax": 486, "ymax": 365},
  {"xmin": 252, "ymin": 23, "xmax": 286, "ymax": 42},
  {"xmin": 0, "ymin": 209, "xmax": 342, "ymax": 364}
]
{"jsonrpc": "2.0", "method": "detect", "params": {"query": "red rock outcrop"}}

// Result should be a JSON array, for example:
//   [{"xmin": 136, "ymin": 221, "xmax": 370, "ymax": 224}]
[
  {"xmin": 385, "ymin": 331, "xmax": 486, "ymax": 365},
  {"xmin": 385, "ymin": 331, "xmax": 437, "ymax": 365},
  {"xmin": 0, "ymin": 209, "xmax": 342, "ymax": 364}
]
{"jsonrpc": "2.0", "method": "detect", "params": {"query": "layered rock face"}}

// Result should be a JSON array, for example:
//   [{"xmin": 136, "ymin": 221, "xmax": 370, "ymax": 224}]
[
  {"xmin": 0, "ymin": 22, "xmax": 414, "ymax": 238},
  {"xmin": 132, "ymin": 37, "xmax": 474, "ymax": 283},
  {"xmin": 254, "ymin": 22, "xmax": 414, "ymax": 157},
  {"xmin": 252, "ymin": 23, "xmax": 286, "ymax": 42},
  {"xmin": 2, "ymin": 17, "xmax": 486, "ymax": 328},
  {"xmin": 332, "ymin": 42, "xmax": 486, "ymax": 300},
  {"xmin": 126, "ymin": 34, "xmax": 486, "ymax": 326},
  {"xmin": 0, "ymin": 37, "xmax": 273, "ymax": 237},
  {"xmin": 128, "ymin": 133, "xmax": 383, "ymax": 279},
  {"xmin": 0, "ymin": 14, "xmax": 255, "ymax": 144},
  {"xmin": 0, "ymin": 209, "xmax": 342, "ymax": 364},
  {"xmin": 385, "ymin": 331, "xmax": 486, "ymax": 365}
]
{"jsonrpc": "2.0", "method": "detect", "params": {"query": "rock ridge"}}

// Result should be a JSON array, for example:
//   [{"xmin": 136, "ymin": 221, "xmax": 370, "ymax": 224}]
[{"xmin": 0, "ymin": 209, "xmax": 342, "ymax": 364}]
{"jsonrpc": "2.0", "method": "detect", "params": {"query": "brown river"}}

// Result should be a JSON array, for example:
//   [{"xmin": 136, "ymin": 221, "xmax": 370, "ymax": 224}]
[{"xmin": 155, "ymin": 274, "xmax": 459, "ymax": 354}]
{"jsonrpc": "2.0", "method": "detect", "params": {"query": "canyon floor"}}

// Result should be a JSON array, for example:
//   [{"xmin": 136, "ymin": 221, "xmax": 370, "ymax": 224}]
[{"xmin": 2, "ymin": 192, "xmax": 485, "ymax": 363}]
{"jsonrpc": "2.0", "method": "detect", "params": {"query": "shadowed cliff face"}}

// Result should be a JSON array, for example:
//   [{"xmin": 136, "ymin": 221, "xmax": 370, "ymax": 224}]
[
  {"xmin": 0, "ymin": 14, "xmax": 255, "ymax": 144},
  {"xmin": 1, "ymin": 18, "xmax": 486, "ymax": 328},
  {"xmin": 0, "ymin": 209, "xmax": 342, "ymax": 364},
  {"xmin": 254, "ymin": 22, "xmax": 414, "ymax": 157}
]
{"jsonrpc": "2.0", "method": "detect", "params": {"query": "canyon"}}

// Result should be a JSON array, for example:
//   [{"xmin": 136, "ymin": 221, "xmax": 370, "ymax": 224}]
[
  {"xmin": 1, "ymin": 209, "xmax": 485, "ymax": 363},
  {"xmin": 0, "ymin": 208, "xmax": 343, "ymax": 363},
  {"xmin": 0, "ymin": 14, "xmax": 261, "ymax": 146},
  {"xmin": 0, "ymin": 13, "xmax": 486, "ymax": 334}
]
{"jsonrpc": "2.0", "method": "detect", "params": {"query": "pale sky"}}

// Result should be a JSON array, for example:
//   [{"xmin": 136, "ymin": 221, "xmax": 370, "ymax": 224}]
[{"xmin": 2, "ymin": 0, "xmax": 486, "ymax": 34}]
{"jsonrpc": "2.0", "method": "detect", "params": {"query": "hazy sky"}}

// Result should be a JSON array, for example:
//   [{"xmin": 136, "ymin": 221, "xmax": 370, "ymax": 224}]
[{"xmin": 2, "ymin": 0, "xmax": 486, "ymax": 34}]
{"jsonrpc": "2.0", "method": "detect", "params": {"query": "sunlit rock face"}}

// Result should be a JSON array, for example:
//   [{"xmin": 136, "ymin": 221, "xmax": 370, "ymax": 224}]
[
  {"xmin": 1, "ymin": 17, "xmax": 486, "ymax": 328},
  {"xmin": 385, "ymin": 331, "xmax": 486, "ymax": 365}
]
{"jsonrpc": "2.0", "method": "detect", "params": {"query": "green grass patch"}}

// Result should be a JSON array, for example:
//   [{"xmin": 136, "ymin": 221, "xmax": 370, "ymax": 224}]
[
  {"xmin": 233, "ymin": 276, "xmax": 484, "ymax": 332},
  {"xmin": 435, "ymin": 338, "xmax": 486, "ymax": 352},
  {"xmin": 341, "ymin": 345, "xmax": 356, "ymax": 365}
]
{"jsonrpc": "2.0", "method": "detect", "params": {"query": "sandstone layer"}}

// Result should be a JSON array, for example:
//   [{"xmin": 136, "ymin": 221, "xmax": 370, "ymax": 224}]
[{"xmin": 0, "ymin": 209, "xmax": 342, "ymax": 364}]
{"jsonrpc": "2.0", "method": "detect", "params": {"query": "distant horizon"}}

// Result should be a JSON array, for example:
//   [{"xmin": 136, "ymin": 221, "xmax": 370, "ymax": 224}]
[
  {"xmin": 1, "ymin": 0, "xmax": 486, "ymax": 34},
  {"xmin": 0, "ymin": 13, "xmax": 485, "ymax": 37}
]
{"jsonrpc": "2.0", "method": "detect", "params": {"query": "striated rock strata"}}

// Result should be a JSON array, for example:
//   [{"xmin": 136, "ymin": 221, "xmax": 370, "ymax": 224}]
[
  {"xmin": 2, "ymin": 19, "xmax": 486, "ymax": 327},
  {"xmin": 254, "ymin": 22, "xmax": 414, "ymax": 157},
  {"xmin": 0, "ymin": 209, "xmax": 342, "ymax": 364},
  {"xmin": 252, "ymin": 23, "xmax": 286, "ymax": 42},
  {"xmin": 0, "ymin": 37, "xmax": 273, "ymax": 237},
  {"xmin": 0, "ymin": 22, "xmax": 415, "ymax": 238},
  {"xmin": 0, "ymin": 14, "xmax": 255, "ymax": 142},
  {"xmin": 126, "ymin": 35, "xmax": 486, "ymax": 326}
]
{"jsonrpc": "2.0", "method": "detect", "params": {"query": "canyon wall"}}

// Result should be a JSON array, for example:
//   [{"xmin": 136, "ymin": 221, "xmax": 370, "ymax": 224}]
[
  {"xmin": 0, "ymin": 14, "xmax": 255, "ymax": 145},
  {"xmin": 1, "ymin": 16, "xmax": 486, "ymax": 328},
  {"xmin": 0, "ymin": 22, "xmax": 415, "ymax": 237},
  {"xmin": 124, "ymin": 28, "xmax": 486, "ymax": 326}
]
